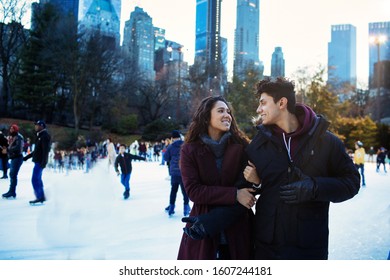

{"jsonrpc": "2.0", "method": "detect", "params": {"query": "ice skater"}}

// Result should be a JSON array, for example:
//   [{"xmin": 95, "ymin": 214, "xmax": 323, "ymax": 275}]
[
  {"xmin": 23, "ymin": 120, "xmax": 51, "ymax": 205},
  {"xmin": 2, "ymin": 124, "xmax": 24, "ymax": 199},
  {"xmin": 114, "ymin": 144, "xmax": 146, "ymax": 199},
  {"xmin": 354, "ymin": 141, "xmax": 366, "ymax": 186},
  {"xmin": 163, "ymin": 130, "xmax": 190, "ymax": 217}
]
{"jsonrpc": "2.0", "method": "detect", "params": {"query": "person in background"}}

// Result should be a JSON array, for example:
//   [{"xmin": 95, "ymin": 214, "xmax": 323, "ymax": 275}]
[
  {"xmin": 163, "ymin": 130, "xmax": 190, "ymax": 217},
  {"xmin": 2, "ymin": 124, "xmax": 24, "ymax": 199},
  {"xmin": 114, "ymin": 144, "xmax": 147, "ymax": 199},
  {"xmin": 23, "ymin": 120, "xmax": 51, "ymax": 205},
  {"xmin": 354, "ymin": 141, "xmax": 366, "ymax": 186},
  {"xmin": 376, "ymin": 147, "xmax": 387, "ymax": 173},
  {"xmin": 106, "ymin": 138, "xmax": 116, "ymax": 170},
  {"xmin": 0, "ymin": 130, "xmax": 9, "ymax": 179}
]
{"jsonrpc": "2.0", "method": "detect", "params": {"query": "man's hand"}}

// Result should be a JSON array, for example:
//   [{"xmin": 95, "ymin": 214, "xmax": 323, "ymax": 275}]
[
  {"xmin": 243, "ymin": 161, "xmax": 261, "ymax": 185},
  {"xmin": 237, "ymin": 188, "xmax": 257, "ymax": 209},
  {"xmin": 280, "ymin": 176, "xmax": 317, "ymax": 204},
  {"xmin": 182, "ymin": 216, "xmax": 208, "ymax": 240}
]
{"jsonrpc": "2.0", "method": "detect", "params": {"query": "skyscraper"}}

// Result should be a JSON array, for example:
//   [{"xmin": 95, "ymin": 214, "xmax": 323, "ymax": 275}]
[
  {"xmin": 368, "ymin": 21, "xmax": 390, "ymax": 88},
  {"xmin": 327, "ymin": 24, "xmax": 357, "ymax": 89},
  {"xmin": 79, "ymin": 0, "xmax": 120, "ymax": 22},
  {"xmin": 195, "ymin": 0, "xmax": 225, "ymax": 94},
  {"xmin": 368, "ymin": 21, "xmax": 390, "ymax": 122},
  {"xmin": 123, "ymin": 7, "xmax": 155, "ymax": 81},
  {"xmin": 79, "ymin": 0, "xmax": 121, "ymax": 47},
  {"xmin": 270, "ymin": 47, "xmax": 285, "ymax": 78},
  {"xmin": 233, "ymin": 0, "xmax": 262, "ymax": 79}
]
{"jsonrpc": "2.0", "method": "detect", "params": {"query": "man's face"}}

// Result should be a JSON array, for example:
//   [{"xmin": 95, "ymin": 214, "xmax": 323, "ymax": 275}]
[
  {"xmin": 34, "ymin": 124, "xmax": 41, "ymax": 132},
  {"xmin": 256, "ymin": 93, "xmax": 281, "ymax": 126},
  {"xmin": 119, "ymin": 146, "xmax": 126, "ymax": 154}
]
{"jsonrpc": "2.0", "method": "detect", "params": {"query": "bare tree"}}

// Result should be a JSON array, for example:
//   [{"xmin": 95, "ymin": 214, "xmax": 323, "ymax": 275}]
[{"xmin": 0, "ymin": 0, "xmax": 28, "ymax": 115}]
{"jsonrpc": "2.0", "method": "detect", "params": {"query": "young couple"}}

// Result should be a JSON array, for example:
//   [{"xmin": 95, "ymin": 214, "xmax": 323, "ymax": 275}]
[{"xmin": 177, "ymin": 77, "xmax": 360, "ymax": 260}]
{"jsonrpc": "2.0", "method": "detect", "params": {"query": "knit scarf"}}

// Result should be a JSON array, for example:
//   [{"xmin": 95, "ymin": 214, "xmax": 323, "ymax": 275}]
[{"xmin": 200, "ymin": 132, "xmax": 231, "ymax": 171}]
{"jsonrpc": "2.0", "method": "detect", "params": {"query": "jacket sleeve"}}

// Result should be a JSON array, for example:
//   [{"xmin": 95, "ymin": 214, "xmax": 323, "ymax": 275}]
[
  {"xmin": 40, "ymin": 135, "xmax": 51, "ymax": 168},
  {"xmin": 130, "ymin": 154, "xmax": 146, "ymax": 161},
  {"xmin": 24, "ymin": 151, "xmax": 33, "ymax": 161},
  {"xmin": 314, "ymin": 134, "xmax": 360, "ymax": 203},
  {"xmin": 114, "ymin": 156, "xmax": 119, "ymax": 173},
  {"xmin": 163, "ymin": 146, "xmax": 171, "ymax": 162},
  {"xmin": 179, "ymin": 144, "xmax": 237, "ymax": 206}
]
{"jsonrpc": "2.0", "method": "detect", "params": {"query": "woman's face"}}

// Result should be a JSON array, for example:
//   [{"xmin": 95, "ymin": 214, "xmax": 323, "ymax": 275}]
[{"xmin": 207, "ymin": 101, "xmax": 232, "ymax": 140}]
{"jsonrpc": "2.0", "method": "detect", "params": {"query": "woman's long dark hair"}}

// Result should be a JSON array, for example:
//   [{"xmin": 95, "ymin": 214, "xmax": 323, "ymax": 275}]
[{"xmin": 185, "ymin": 96, "xmax": 249, "ymax": 145}]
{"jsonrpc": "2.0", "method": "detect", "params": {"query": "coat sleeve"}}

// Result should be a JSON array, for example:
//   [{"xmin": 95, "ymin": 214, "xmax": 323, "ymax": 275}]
[
  {"xmin": 314, "ymin": 133, "xmax": 360, "ymax": 203},
  {"xmin": 179, "ymin": 144, "xmax": 237, "ymax": 206},
  {"xmin": 163, "ymin": 146, "xmax": 171, "ymax": 162},
  {"xmin": 130, "ymin": 154, "xmax": 146, "ymax": 161},
  {"xmin": 114, "ymin": 156, "xmax": 119, "ymax": 173},
  {"xmin": 41, "ymin": 134, "xmax": 51, "ymax": 168}
]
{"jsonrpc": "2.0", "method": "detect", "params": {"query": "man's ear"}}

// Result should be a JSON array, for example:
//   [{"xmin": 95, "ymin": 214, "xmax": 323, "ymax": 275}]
[{"xmin": 279, "ymin": 97, "xmax": 288, "ymax": 109}]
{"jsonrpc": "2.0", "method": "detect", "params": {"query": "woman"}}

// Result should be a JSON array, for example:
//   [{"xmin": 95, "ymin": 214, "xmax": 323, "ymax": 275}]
[
  {"xmin": 177, "ymin": 96, "xmax": 257, "ymax": 260},
  {"xmin": 2, "ymin": 124, "xmax": 24, "ymax": 199}
]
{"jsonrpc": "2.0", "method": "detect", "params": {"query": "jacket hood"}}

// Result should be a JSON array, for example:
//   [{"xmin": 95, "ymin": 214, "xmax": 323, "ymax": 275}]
[{"xmin": 272, "ymin": 103, "xmax": 316, "ymax": 137}]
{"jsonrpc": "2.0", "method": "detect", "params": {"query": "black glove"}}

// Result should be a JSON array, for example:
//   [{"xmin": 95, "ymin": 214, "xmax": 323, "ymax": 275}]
[
  {"xmin": 280, "ymin": 174, "xmax": 317, "ymax": 204},
  {"xmin": 23, "ymin": 157, "xmax": 27, "ymax": 161},
  {"xmin": 182, "ymin": 216, "xmax": 208, "ymax": 240}
]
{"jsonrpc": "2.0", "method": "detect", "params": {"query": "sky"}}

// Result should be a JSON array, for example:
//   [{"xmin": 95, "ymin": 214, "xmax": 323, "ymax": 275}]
[{"xmin": 121, "ymin": 0, "xmax": 390, "ymax": 86}]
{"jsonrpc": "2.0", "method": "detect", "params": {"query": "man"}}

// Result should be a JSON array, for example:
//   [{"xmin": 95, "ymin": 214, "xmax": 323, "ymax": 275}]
[
  {"xmin": 2, "ymin": 124, "xmax": 24, "ymax": 199},
  {"xmin": 163, "ymin": 130, "xmax": 190, "ymax": 217},
  {"xmin": 23, "ymin": 120, "xmax": 51, "ymax": 205},
  {"xmin": 354, "ymin": 141, "xmax": 366, "ymax": 186},
  {"xmin": 246, "ymin": 77, "xmax": 360, "ymax": 259},
  {"xmin": 183, "ymin": 77, "xmax": 360, "ymax": 260},
  {"xmin": 114, "ymin": 144, "xmax": 146, "ymax": 199}
]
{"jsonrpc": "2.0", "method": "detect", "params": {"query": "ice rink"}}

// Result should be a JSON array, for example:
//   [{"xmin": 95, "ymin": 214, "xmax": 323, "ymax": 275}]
[{"xmin": 0, "ymin": 158, "xmax": 389, "ymax": 260}]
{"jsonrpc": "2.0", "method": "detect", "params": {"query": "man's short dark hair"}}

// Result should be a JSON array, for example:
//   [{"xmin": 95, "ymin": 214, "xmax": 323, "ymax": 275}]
[
  {"xmin": 256, "ymin": 77, "xmax": 296, "ymax": 114},
  {"xmin": 119, "ymin": 144, "xmax": 126, "ymax": 148}
]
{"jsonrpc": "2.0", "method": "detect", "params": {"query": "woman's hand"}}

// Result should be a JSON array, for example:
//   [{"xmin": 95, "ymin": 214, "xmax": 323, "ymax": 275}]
[
  {"xmin": 237, "ymin": 188, "xmax": 257, "ymax": 209},
  {"xmin": 243, "ymin": 161, "xmax": 261, "ymax": 185}
]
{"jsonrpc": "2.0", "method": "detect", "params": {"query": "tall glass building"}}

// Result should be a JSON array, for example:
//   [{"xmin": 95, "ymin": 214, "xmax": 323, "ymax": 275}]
[
  {"xmin": 233, "ymin": 0, "xmax": 261, "ymax": 79},
  {"xmin": 368, "ymin": 21, "xmax": 390, "ymax": 88},
  {"xmin": 79, "ymin": 0, "xmax": 121, "ymax": 47},
  {"xmin": 79, "ymin": 0, "xmax": 120, "ymax": 22},
  {"xmin": 327, "ymin": 24, "xmax": 357, "ymax": 89},
  {"xmin": 195, "ymin": 0, "xmax": 223, "ymax": 81},
  {"xmin": 271, "ymin": 47, "xmax": 285, "ymax": 78},
  {"xmin": 123, "ymin": 7, "xmax": 155, "ymax": 81}
]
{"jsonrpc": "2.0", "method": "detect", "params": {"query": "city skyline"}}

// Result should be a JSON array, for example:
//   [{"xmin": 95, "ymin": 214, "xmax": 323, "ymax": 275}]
[{"xmin": 122, "ymin": 0, "xmax": 389, "ymax": 87}]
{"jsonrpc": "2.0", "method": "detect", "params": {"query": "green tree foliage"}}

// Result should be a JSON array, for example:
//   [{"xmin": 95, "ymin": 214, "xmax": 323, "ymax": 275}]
[
  {"xmin": 303, "ymin": 68, "xmax": 339, "ymax": 128},
  {"xmin": 336, "ymin": 116, "xmax": 378, "ymax": 149},
  {"xmin": 226, "ymin": 66, "xmax": 262, "ymax": 137},
  {"xmin": 142, "ymin": 118, "xmax": 178, "ymax": 141},
  {"xmin": 13, "ymin": 3, "xmax": 59, "ymax": 121},
  {"xmin": 376, "ymin": 123, "xmax": 390, "ymax": 149}
]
